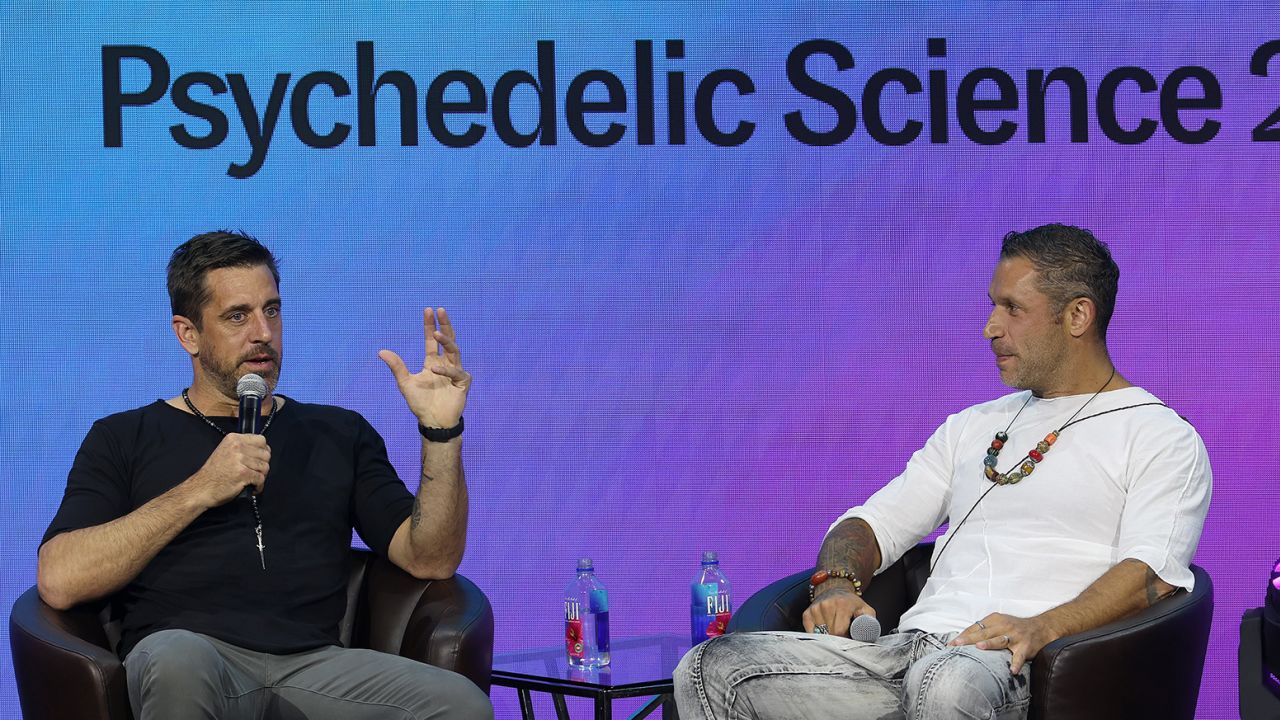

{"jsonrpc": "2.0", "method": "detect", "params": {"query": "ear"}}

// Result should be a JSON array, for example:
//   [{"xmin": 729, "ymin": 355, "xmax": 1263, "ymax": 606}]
[
  {"xmin": 172, "ymin": 315, "xmax": 201, "ymax": 357},
  {"xmin": 1064, "ymin": 298, "xmax": 1096, "ymax": 339}
]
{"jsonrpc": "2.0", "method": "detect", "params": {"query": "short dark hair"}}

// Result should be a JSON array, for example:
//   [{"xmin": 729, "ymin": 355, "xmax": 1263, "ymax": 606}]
[
  {"xmin": 1000, "ymin": 224, "xmax": 1119, "ymax": 339},
  {"xmin": 167, "ymin": 231, "xmax": 280, "ymax": 328}
]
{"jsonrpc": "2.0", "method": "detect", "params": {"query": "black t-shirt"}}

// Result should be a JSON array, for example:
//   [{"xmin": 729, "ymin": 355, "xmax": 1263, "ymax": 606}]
[{"xmin": 41, "ymin": 398, "xmax": 415, "ymax": 658}]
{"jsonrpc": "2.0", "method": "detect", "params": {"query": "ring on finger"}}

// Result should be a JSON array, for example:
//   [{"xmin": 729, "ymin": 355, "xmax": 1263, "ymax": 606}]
[
  {"xmin": 1002, "ymin": 634, "xmax": 1011, "ymax": 646},
  {"xmin": 813, "ymin": 624, "xmax": 829, "ymax": 634},
  {"xmin": 976, "ymin": 621, "xmax": 987, "ymax": 630}
]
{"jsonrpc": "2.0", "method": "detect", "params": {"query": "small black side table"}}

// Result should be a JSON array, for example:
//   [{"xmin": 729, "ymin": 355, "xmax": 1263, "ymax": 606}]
[{"xmin": 491, "ymin": 634, "xmax": 688, "ymax": 720}]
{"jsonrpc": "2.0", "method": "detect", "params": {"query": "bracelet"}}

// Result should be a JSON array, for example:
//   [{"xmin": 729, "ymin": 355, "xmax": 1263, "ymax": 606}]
[
  {"xmin": 808, "ymin": 568, "xmax": 863, "ymax": 601},
  {"xmin": 419, "ymin": 416, "xmax": 464, "ymax": 442}
]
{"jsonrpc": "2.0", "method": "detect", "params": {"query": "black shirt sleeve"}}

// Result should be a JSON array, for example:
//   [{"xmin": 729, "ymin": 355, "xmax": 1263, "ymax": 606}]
[
  {"xmin": 349, "ymin": 413, "xmax": 415, "ymax": 557},
  {"xmin": 42, "ymin": 418, "xmax": 133, "ymax": 548}
]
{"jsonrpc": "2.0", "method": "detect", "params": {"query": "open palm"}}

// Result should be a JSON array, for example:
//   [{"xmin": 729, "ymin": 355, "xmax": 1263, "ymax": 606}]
[{"xmin": 379, "ymin": 308, "xmax": 471, "ymax": 428}]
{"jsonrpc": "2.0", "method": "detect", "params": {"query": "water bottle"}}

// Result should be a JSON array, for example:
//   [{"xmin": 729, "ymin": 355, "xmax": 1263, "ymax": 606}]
[
  {"xmin": 564, "ymin": 558, "xmax": 611, "ymax": 667},
  {"xmin": 691, "ymin": 551, "xmax": 732, "ymax": 645}
]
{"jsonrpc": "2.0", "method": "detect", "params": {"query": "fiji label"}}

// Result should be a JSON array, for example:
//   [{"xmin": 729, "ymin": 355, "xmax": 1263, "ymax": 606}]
[
  {"xmin": 692, "ymin": 587, "xmax": 732, "ymax": 643},
  {"xmin": 565, "ymin": 599, "xmax": 584, "ymax": 658}
]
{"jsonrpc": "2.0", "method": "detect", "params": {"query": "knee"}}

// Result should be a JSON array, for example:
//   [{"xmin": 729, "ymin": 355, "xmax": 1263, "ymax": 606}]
[
  {"xmin": 426, "ymin": 673, "xmax": 492, "ymax": 720},
  {"xmin": 126, "ymin": 629, "xmax": 222, "ymax": 691},
  {"xmin": 449, "ymin": 680, "xmax": 493, "ymax": 720},
  {"xmin": 675, "ymin": 634, "xmax": 739, "ymax": 694},
  {"xmin": 903, "ymin": 648, "xmax": 1014, "ymax": 720}
]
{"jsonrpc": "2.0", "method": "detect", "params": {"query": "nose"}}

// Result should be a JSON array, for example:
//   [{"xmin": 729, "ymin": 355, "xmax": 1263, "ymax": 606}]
[
  {"xmin": 984, "ymin": 310, "xmax": 1002, "ymax": 340},
  {"xmin": 249, "ymin": 310, "xmax": 274, "ymax": 343}
]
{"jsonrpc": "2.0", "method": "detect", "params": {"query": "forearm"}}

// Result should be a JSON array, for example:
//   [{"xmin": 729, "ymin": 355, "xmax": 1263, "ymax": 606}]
[
  {"xmin": 37, "ymin": 483, "xmax": 205, "ymax": 610},
  {"xmin": 815, "ymin": 517, "xmax": 882, "ymax": 597},
  {"xmin": 402, "ymin": 436, "xmax": 468, "ymax": 578},
  {"xmin": 1034, "ymin": 558, "xmax": 1178, "ymax": 640}
]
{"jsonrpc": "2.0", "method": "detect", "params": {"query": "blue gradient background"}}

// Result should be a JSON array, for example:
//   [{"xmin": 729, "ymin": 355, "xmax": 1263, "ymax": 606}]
[{"xmin": 3, "ymin": 4, "xmax": 1278, "ymax": 718}]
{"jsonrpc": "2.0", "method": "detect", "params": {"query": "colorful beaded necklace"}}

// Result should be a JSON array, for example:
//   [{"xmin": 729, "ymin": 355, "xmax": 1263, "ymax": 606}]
[{"xmin": 981, "ymin": 369, "xmax": 1114, "ymax": 485}]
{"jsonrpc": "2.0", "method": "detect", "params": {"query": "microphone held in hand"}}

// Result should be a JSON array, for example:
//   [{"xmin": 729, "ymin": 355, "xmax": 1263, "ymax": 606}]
[
  {"xmin": 236, "ymin": 374, "xmax": 268, "ymax": 499},
  {"xmin": 849, "ymin": 613, "xmax": 882, "ymax": 643}
]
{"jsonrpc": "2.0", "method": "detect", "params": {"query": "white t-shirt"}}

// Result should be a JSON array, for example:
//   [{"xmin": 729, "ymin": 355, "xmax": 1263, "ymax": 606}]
[{"xmin": 829, "ymin": 386, "xmax": 1211, "ymax": 634}]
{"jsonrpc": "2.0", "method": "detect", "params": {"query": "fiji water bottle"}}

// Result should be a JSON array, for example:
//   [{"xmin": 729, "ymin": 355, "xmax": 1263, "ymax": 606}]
[
  {"xmin": 565, "ymin": 558, "xmax": 611, "ymax": 667},
  {"xmin": 691, "ymin": 551, "xmax": 732, "ymax": 645}
]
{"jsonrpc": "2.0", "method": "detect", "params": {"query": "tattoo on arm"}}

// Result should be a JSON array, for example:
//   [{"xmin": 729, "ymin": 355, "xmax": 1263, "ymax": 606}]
[
  {"xmin": 817, "ymin": 518, "xmax": 881, "ymax": 589},
  {"xmin": 1143, "ymin": 565, "xmax": 1175, "ymax": 606},
  {"xmin": 410, "ymin": 498, "xmax": 422, "ymax": 530}
]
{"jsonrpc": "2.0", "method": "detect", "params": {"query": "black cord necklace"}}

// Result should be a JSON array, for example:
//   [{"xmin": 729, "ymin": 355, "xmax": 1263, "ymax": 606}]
[
  {"xmin": 181, "ymin": 388, "xmax": 276, "ymax": 571},
  {"xmin": 929, "ymin": 372, "xmax": 1168, "ymax": 574},
  {"xmin": 981, "ymin": 369, "xmax": 1114, "ymax": 485}
]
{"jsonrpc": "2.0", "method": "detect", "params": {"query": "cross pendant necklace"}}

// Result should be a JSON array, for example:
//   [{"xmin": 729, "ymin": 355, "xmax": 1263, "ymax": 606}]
[
  {"xmin": 182, "ymin": 388, "xmax": 276, "ymax": 571},
  {"xmin": 254, "ymin": 525, "xmax": 266, "ymax": 570}
]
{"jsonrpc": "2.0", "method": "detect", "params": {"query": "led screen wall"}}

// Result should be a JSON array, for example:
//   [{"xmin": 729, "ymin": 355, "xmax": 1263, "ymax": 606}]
[{"xmin": 3, "ymin": 4, "xmax": 1278, "ymax": 718}]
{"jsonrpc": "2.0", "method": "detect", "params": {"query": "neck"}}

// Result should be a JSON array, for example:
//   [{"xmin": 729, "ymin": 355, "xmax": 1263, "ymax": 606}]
[
  {"xmin": 1034, "ymin": 354, "xmax": 1128, "ymax": 399},
  {"xmin": 185, "ymin": 379, "xmax": 275, "ymax": 416}
]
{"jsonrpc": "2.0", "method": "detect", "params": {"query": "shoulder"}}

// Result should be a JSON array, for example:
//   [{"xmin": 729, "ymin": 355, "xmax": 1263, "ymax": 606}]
[
  {"xmin": 277, "ymin": 397, "xmax": 379, "ymax": 435},
  {"xmin": 940, "ymin": 391, "xmax": 1032, "ymax": 431},
  {"xmin": 87, "ymin": 400, "xmax": 175, "ymax": 438}
]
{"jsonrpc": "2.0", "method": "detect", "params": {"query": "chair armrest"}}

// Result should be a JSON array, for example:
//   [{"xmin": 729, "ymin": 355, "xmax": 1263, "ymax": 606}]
[
  {"xmin": 728, "ymin": 548, "xmax": 928, "ymax": 635},
  {"xmin": 728, "ymin": 568, "xmax": 812, "ymax": 633},
  {"xmin": 358, "ymin": 557, "xmax": 495, "ymax": 693},
  {"xmin": 8, "ymin": 586, "xmax": 132, "ymax": 720},
  {"xmin": 1029, "ymin": 565, "xmax": 1214, "ymax": 720}
]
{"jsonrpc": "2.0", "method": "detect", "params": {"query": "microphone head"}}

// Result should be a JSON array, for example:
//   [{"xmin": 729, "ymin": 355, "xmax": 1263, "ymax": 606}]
[
  {"xmin": 236, "ymin": 373, "xmax": 268, "ymax": 400},
  {"xmin": 849, "ymin": 613, "xmax": 882, "ymax": 643}
]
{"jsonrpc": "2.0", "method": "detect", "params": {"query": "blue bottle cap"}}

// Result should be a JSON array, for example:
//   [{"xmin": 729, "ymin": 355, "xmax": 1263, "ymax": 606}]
[
  {"xmin": 702, "ymin": 551, "xmax": 718, "ymax": 564},
  {"xmin": 578, "ymin": 558, "xmax": 594, "ymax": 571}
]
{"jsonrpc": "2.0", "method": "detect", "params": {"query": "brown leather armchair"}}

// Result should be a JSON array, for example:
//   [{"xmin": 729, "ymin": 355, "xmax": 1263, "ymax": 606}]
[
  {"xmin": 9, "ymin": 548, "xmax": 494, "ymax": 720},
  {"xmin": 728, "ymin": 542, "xmax": 1213, "ymax": 720}
]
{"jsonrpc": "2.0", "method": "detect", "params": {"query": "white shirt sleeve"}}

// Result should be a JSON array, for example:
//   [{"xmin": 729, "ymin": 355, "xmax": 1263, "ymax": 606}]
[
  {"xmin": 827, "ymin": 414, "xmax": 958, "ymax": 574},
  {"xmin": 1115, "ymin": 413, "xmax": 1212, "ymax": 591}
]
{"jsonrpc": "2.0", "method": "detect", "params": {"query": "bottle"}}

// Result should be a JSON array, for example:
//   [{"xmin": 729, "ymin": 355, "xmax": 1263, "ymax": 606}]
[
  {"xmin": 691, "ymin": 551, "xmax": 732, "ymax": 645},
  {"xmin": 564, "ymin": 558, "xmax": 611, "ymax": 667}
]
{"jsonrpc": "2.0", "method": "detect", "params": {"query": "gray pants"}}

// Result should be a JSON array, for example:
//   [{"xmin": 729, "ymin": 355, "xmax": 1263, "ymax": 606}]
[
  {"xmin": 124, "ymin": 629, "xmax": 493, "ymax": 720},
  {"xmin": 674, "ymin": 630, "xmax": 1031, "ymax": 720}
]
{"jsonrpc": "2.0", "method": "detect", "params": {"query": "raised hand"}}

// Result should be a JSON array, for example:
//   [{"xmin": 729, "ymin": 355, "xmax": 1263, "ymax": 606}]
[{"xmin": 379, "ymin": 308, "xmax": 472, "ymax": 428}]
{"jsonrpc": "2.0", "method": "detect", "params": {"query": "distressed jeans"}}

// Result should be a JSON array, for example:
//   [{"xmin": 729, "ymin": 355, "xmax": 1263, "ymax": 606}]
[{"xmin": 674, "ymin": 630, "xmax": 1031, "ymax": 720}]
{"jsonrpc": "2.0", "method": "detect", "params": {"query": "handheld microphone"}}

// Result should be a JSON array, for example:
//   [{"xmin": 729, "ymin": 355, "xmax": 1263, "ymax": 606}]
[
  {"xmin": 849, "ymin": 613, "xmax": 882, "ymax": 643},
  {"xmin": 236, "ymin": 373, "xmax": 268, "ymax": 499}
]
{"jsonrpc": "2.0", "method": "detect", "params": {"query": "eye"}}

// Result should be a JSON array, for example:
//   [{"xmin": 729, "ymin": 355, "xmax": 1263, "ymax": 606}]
[
  {"xmin": 265, "ymin": 306, "xmax": 280, "ymax": 319},
  {"xmin": 227, "ymin": 311, "xmax": 247, "ymax": 323}
]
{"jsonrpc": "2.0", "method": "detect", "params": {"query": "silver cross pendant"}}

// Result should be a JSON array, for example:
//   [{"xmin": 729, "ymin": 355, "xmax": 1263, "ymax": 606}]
[{"xmin": 255, "ymin": 524, "xmax": 266, "ymax": 570}]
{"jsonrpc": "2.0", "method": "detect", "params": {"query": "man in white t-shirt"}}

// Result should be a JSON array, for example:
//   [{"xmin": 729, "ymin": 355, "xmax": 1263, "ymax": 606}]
[{"xmin": 674, "ymin": 224, "xmax": 1211, "ymax": 720}]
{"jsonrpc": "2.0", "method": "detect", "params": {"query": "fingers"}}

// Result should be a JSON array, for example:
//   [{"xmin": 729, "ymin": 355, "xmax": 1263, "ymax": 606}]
[
  {"xmin": 429, "ymin": 365, "xmax": 471, "ymax": 386},
  {"xmin": 378, "ymin": 349, "xmax": 410, "ymax": 383},
  {"xmin": 832, "ymin": 606, "xmax": 854, "ymax": 637},
  {"xmin": 435, "ymin": 307, "xmax": 455, "ymax": 340},
  {"xmin": 423, "ymin": 308, "xmax": 439, "ymax": 360},
  {"xmin": 801, "ymin": 607, "xmax": 815, "ymax": 633},
  {"xmin": 1009, "ymin": 644, "xmax": 1028, "ymax": 675}
]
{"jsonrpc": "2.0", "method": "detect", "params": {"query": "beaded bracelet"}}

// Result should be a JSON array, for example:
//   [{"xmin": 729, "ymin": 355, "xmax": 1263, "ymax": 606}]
[{"xmin": 808, "ymin": 568, "xmax": 863, "ymax": 601}]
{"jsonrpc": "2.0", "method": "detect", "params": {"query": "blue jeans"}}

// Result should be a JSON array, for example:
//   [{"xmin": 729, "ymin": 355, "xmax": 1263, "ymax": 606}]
[
  {"xmin": 124, "ymin": 629, "xmax": 493, "ymax": 720},
  {"xmin": 674, "ymin": 630, "xmax": 1031, "ymax": 720}
]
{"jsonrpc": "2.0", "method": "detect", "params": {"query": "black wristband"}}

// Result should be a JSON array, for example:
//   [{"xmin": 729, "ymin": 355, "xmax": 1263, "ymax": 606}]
[{"xmin": 419, "ymin": 416, "xmax": 464, "ymax": 442}]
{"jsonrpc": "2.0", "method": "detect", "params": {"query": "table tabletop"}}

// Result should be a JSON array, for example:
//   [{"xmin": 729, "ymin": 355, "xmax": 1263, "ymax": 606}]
[{"xmin": 492, "ymin": 634, "xmax": 690, "ymax": 695}]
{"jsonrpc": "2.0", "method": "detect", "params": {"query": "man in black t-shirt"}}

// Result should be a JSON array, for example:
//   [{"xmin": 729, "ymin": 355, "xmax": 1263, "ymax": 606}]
[{"xmin": 38, "ymin": 231, "xmax": 491, "ymax": 720}]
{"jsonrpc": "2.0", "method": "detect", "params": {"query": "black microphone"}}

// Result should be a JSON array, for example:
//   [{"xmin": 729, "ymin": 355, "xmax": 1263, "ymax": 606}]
[{"xmin": 236, "ymin": 373, "xmax": 268, "ymax": 499}]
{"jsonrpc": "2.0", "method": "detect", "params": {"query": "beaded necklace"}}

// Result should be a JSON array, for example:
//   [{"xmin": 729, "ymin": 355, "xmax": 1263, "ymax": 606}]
[
  {"xmin": 981, "ymin": 369, "xmax": 1114, "ymax": 485},
  {"xmin": 181, "ymin": 388, "xmax": 277, "ymax": 570},
  {"xmin": 927, "ymin": 376, "xmax": 1168, "ymax": 574}
]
